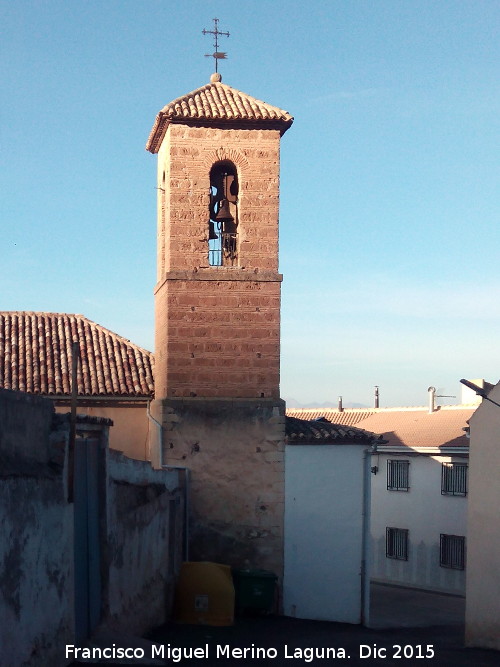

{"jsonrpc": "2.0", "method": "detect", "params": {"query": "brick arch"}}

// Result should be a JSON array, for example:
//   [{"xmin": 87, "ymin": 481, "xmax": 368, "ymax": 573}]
[{"xmin": 203, "ymin": 148, "xmax": 249, "ymax": 170}]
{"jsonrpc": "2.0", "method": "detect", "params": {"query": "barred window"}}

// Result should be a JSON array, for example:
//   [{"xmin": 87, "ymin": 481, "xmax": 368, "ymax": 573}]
[
  {"xmin": 386, "ymin": 527, "xmax": 409, "ymax": 561},
  {"xmin": 387, "ymin": 459, "xmax": 410, "ymax": 491},
  {"xmin": 440, "ymin": 534, "xmax": 465, "ymax": 570},
  {"xmin": 441, "ymin": 462, "xmax": 468, "ymax": 496}
]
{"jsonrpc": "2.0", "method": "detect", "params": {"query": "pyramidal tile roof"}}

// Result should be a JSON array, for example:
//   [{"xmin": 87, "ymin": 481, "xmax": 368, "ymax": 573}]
[
  {"xmin": 0, "ymin": 312, "xmax": 154, "ymax": 398},
  {"xmin": 147, "ymin": 75, "xmax": 294, "ymax": 153}
]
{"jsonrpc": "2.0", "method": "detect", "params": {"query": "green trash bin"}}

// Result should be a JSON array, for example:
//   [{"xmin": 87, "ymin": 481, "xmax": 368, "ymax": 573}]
[{"xmin": 232, "ymin": 569, "xmax": 277, "ymax": 614}]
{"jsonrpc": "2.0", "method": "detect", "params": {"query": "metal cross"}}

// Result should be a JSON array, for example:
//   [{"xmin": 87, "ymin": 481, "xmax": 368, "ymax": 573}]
[{"xmin": 202, "ymin": 18, "xmax": 229, "ymax": 73}]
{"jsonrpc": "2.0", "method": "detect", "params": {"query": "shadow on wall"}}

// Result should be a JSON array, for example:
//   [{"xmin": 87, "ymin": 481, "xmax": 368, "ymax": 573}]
[{"xmin": 0, "ymin": 388, "xmax": 185, "ymax": 667}]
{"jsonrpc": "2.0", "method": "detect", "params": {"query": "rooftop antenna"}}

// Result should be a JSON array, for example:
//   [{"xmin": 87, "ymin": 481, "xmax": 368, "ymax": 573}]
[{"xmin": 202, "ymin": 18, "xmax": 229, "ymax": 74}]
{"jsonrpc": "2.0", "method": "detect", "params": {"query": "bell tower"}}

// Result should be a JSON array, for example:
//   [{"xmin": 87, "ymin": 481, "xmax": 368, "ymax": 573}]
[{"xmin": 147, "ymin": 73, "xmax": 293, "ymax": 574}]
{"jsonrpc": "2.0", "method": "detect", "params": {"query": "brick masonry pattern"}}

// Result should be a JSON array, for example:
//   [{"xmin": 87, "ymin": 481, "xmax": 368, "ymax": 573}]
[{"xmin": 154, "ymin": 123, "xmax": 283, "ymax": 399}]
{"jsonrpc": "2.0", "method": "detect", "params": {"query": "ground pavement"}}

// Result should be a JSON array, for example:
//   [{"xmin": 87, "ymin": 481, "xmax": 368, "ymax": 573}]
[{"xmin": 70, "ymin": 584, "xmax": 498, "ymax": 666}]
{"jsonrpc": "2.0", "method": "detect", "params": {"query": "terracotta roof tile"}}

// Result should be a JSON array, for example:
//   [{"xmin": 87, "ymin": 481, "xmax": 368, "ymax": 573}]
[
  {"xmin": 286, "ymin": 406, "xmax": 475, "ymax": 450},
  {"xmin": 286, "ymin": 407, "xmax": 376, "ymax": 426},
  {"xmin": 354, "ymin": 407, "xmax": 475, "ymax": 450},
  {"xmin": 285, "ymin": 416, "xmax": 380, "ymax": 444},
  {"xmin": 147, "ymin": 79, "xmax": 294, "ymax": 153},
  {"xmin": 0, "ymin": 312, "xmax": 154, "ymax": 398}
]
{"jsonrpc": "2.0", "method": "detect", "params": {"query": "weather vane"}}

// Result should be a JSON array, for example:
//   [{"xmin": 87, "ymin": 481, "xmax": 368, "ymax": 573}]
[{"xmin": 202, "ymin": 18, "xmax": 229, "ymax": 73}]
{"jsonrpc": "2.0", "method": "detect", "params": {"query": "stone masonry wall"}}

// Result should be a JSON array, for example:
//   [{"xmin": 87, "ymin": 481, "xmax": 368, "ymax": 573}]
[{"xmin": 158, "ymin": 397, "xmax": 286, "ymax": 578}]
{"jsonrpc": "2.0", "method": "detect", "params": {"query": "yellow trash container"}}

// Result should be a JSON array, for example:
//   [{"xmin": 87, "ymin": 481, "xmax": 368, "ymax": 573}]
[{"xmin": 174, "ymin": 561, "xmax": 235, "ymax": 626}]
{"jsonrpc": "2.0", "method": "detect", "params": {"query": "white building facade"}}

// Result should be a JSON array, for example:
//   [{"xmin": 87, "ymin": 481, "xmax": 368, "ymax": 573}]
[
  {"xmin": 466, "ymin": 381, "xmax": 500, "ymax": 650},
  {"xmin": 361, "ymin": 406, "xmax": 474, "ymax": 595},
  {"xmin": 371, "ymin": 451, "xmax": 468, "ymax": 594},
  {"xmin": 286, "ymin": 404, "xmax": 475, "ymax": 597}
]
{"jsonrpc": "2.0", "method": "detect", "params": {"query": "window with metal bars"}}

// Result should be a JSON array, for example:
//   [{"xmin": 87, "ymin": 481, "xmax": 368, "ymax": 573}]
[
  {"xmin": 441, "ymin": 462, "xmax": 468, "ymax": 496},
  {"xmin": 387, "ymin": 459, "xmax": 410, "ymax": 491},
  {"xmin": 440, "ymin": 534, "xmax": 465, "ymax": 570},
  {"xmin": 386, "ymin": 527, "xmax": 409, "ymax": 560}
]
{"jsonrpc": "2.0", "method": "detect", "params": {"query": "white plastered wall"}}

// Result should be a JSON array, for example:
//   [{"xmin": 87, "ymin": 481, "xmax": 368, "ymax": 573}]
[
  {"xmin": 284, "ymin": 443, "xmax": 366, "ymax": 624},
  {"xmin": 466, "ymin": 382, "xmax": 500, "ymax": 650}
]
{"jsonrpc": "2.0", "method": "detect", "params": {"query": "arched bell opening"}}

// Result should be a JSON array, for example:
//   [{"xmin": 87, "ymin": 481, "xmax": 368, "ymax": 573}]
[{"xmin": 208, "ymin": 161, "xmax": 238, "ymax": 266}]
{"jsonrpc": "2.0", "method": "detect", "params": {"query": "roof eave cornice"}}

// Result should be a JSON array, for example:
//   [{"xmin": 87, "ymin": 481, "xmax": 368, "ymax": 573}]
[
  {"xmin": 286, "ymin": 435, "xmax": 383, "ymax": 446},
  {"xmin": 146, "ymin": 112, "xmax": 170, "ymax": 154},
  {"xmin": 47, "ymin": 395, "xmax": 152, "ymax": 406},
  {"xmin": 376, "ymin": 446, "xmax": 469, "ymax": 455},
  {"xmin": 146, "ymin": 114, "xmax": 293, "ymax": 154}
]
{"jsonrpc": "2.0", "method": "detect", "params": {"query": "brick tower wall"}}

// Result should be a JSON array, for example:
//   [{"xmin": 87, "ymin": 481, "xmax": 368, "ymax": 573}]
[
  {"xmin": 151, "ymin": 117, "xmax": 287, "ymax": 578},
  {"xmin": 154, "ymin": 124, "xmax": 282, "ymax": 400}
]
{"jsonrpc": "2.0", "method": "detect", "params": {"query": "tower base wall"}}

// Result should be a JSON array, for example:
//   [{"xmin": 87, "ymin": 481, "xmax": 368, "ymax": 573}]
[{"xmin": 154, "ymin": 397, "xmax": 285, "ymax": 576}]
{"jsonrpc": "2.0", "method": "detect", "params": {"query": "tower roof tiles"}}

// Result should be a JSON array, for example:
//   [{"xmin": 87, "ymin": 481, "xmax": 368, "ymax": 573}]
[{"xmin": 147, "ymin": 78, "xmax": 293, "ymax": 153}]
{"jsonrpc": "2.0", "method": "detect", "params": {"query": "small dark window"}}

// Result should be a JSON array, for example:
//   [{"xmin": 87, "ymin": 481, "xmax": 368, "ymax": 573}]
[
  {"xmin": 441, "ymin": 462, "xmax": 467, "ymax": 496},
  {"xmin": 386, "ymin": 527, "xmax": 409, "ymax": 561},
  {"xmin": 440, "ymin": 534, "xmax": 465, "ymax": 570},
  {"xmin": 387, "ymin": 459, "xmax": 410, "ymax": 491},
  {"xmin": 208, "ymin": 162, "xmax": 238, "ymax": 266}
]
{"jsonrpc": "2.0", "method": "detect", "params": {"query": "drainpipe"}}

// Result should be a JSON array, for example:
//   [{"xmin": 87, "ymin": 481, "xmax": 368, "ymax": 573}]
[
  {"xmin": 147, "ymin": 402, "xmax": 190, "ymax": 561},
  {"xmin": 428, "ymin": 386, "xmax": 436, "ymax": 414},
  {"xmin": 147, "ymin": 401, "xmax": 163, "ymax": 468},
  {"xmin": 361, "ymin": 443, "xmax": 376, "ymax": 626}
]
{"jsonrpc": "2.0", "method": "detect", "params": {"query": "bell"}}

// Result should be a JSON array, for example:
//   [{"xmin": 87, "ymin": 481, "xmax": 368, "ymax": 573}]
[
  {"xmin": 208, "ymin": 220, "xmax": 218, "ymax": 240},
  {"xmin": 215, "ymin": 199, "xmax": 234, "ymax": 223},
  {"xmin": 222, "ymin": 218, "xmax": 237, "ymax": 235},
  {"xmin": 224, "ymin": 174, "xmax": 237, "ymax": 203}
]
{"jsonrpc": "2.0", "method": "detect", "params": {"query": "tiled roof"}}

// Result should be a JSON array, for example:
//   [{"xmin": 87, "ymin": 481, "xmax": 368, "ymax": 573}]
[
  {"xmin": 286, "ymin": 405, "xmax": 476, "ymax": 451},
  {"xmin": 0, "ymin": 312, "xmax": 154, "ymax": 398},
  {"xmin": 147, "ymin": 78, "xmax": 294, "ymax": 153},
  {"xmin": 286, "ymin": 407, "xmax": 376, "ymax": 426},
  {"xmin": 285, "ymin": 416, "xmax": 380, "ymax": 445},
  {"xmin": 354, "ymin": 406, "xmax": 475, "ymax": 451}
]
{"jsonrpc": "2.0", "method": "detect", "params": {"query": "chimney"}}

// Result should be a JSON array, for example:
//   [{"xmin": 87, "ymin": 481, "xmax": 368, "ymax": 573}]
[
  {"xmin": 338, "ymin": 396, "xmax": 344, "ymax": 412},
  {"xmin": 461, "ymin": 378, "xmax": 485, "ymax": 405},
  {"xmin": 428, "ymin": 386, "xmax": 436, "ymax": 413},
  {"xmin": 374, "ymin": 385, "xmax": 379, "ymax": 409}
]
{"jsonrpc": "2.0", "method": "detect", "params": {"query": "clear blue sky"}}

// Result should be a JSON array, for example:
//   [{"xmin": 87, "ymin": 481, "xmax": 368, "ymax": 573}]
[{"xmin": 2, "ymin": 1, "xmax": 499, "ymax": 408}]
